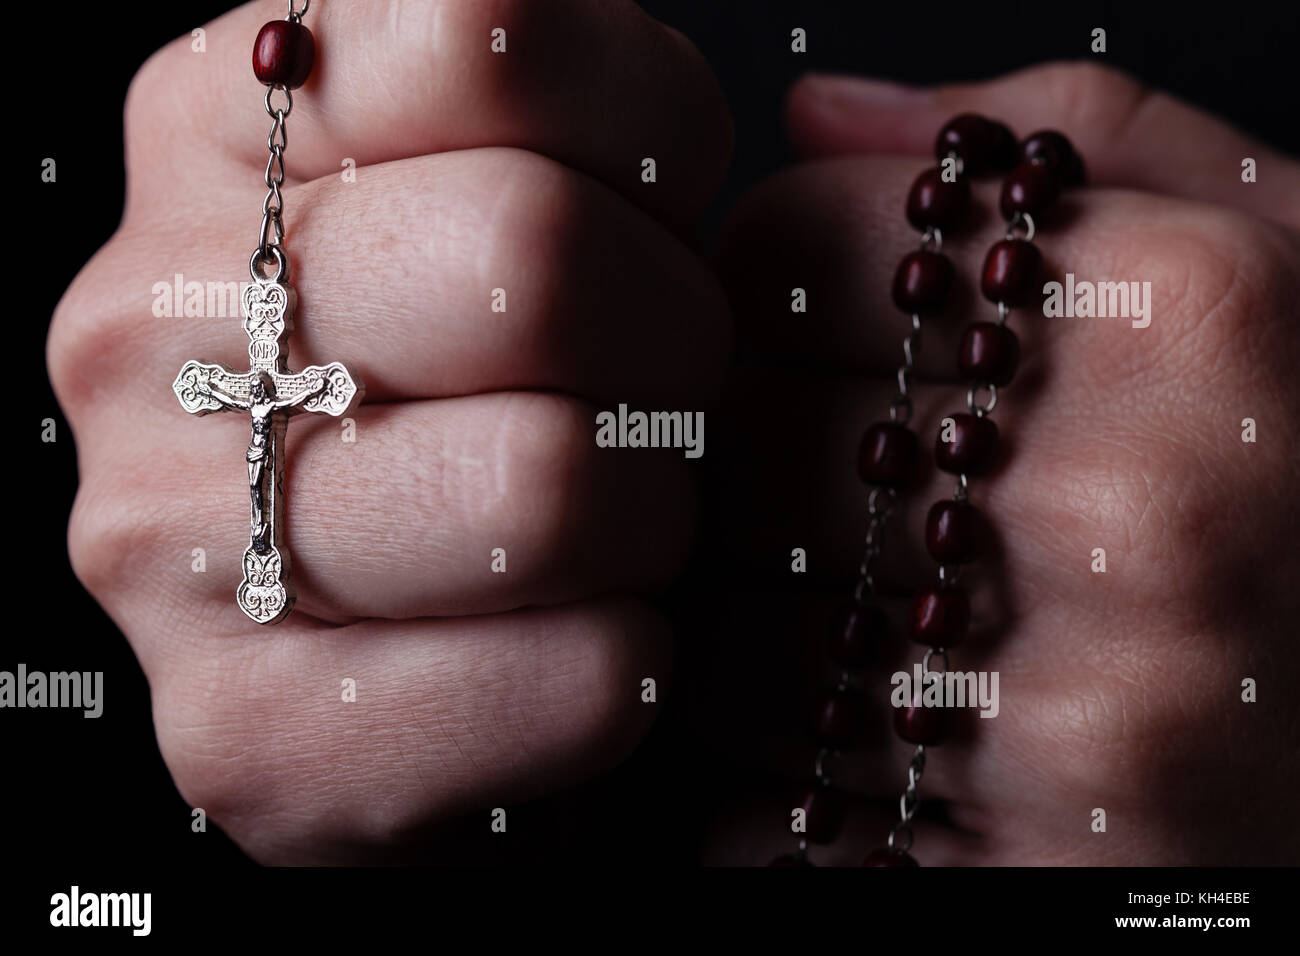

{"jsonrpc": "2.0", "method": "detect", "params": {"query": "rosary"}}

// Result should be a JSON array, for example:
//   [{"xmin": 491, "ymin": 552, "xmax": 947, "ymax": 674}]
[
  {"xmin": 776, "ymin": 116, "xmax": 1085, "ymax": 866},
  {"xmin": 171, "ymin": 1, "xmax": 361, "ymax": 625}
]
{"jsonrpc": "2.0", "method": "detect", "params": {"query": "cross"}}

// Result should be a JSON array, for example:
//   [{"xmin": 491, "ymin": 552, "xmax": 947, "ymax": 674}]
[{"xmin": 173, "ymin": 277, "xmax": 362, "ymax": 624}]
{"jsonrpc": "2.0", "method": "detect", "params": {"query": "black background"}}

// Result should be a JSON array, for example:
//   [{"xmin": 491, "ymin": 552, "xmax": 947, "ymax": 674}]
[{"xmin": 13, "ymin": 0, "xmax": 1298, "ymax": 883}]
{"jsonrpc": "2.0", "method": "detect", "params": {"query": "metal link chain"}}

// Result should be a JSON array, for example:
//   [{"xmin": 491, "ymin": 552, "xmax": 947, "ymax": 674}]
[
  {"xmin": 797, "ymin": 186, "xmax": 963, "ymax": 864},
  {"xmin": 887, "ymin": 643, "xmax": 953, "ymax": 848},
  {"xmin": 1005, "ymin": 210, "xmax": 1036, "ymax": 242},
  {"xmin": 888, "ymin": 224, "xmax": 941, "ymax": 425},
  {"xmin": 254, "ymin": 85, "xmax": 294, "ymax": 282},
  {"xmin": 814, "ymin": 746, "xmax": 835, "ymax": 787},
  {"xmin": 853, "ymin": 484, "xmax": 898, "ymax": 602},
  {"xmin": 888, "ymin": 746, "xmax": 925, "ymax": 851},
  {"xmin": 967, "ymin": 382, "xmax": 998, "ymax": 417},
  {"xmin": 250, "ymin": 2, "xmax": 309, "ymax": 282}
]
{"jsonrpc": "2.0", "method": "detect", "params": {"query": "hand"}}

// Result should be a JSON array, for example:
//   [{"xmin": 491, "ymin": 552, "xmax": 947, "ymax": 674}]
[
  {"xmin": 703, "ymin": 62, "xmax": 1300, "ymax": 865},
  {"xmin": 49, "ymin": 0, "xmax": 731, "ymax": 864}
]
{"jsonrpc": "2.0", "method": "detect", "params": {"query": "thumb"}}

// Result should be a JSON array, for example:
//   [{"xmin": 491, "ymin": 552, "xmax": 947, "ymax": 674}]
[{"xmin": 786, "ymin": 61, "xmax": 1300, "ymax": 228}]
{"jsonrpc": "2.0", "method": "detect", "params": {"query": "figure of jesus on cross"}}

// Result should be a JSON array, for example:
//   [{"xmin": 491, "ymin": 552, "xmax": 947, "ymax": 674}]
[
  {"xmin": 200, "ymin": 372, "xmax": 324, "ymax": 553},
  {"xmin": 173, "ymin": 277, "xmax": 363, "ymax": 624}
]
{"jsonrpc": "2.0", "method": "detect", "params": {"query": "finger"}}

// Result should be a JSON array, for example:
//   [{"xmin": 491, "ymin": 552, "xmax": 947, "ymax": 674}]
[
  {"xmin": 144, "ymin": 596, "xmax": 670, "ymax": 864},
  {"xmin": 127, "ymin": 0, "xmax": 732, "ymax": 229},
  {"xmin": 52, "ymin": 149, "xmax": 731, "ymax": 412},
  {"xmin": 68, "ymin": 392, "xmax": 697, "ymax": 623},
  {"xmin": 785, "ymin": 63, "xmax": 1300, "ymax": 228}
]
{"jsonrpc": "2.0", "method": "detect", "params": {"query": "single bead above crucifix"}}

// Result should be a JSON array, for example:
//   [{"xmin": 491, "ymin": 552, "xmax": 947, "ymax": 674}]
[{"xmin": 173, "ymin": 274, "xmax": 362, "ymax": 624}]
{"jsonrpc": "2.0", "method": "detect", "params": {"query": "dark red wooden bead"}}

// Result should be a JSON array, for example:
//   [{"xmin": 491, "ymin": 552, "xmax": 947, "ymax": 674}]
[
  {"xmin": 925, "ymin": 500, "xmax": 981, "ymax": 564},
  {"xmin": 253, "ymin": 20, "xmax": 316, "ymax": 89},
  {"xmin": 813, "ymin": 688, "xmax": 865, "ymax": 750},
  {"xmin": 892, "ymin": 249, "xmax": 953, "ymax": 314},
  {"xmin": 828, "ymin": 603, "xmax": 888, "ymax": 668},
  {"xmin": 1020, "ymin": 129, "xmax": 1085, "ymax": 186},
  {"xmin": 796, "ymin": 784, "xmax": 844, "ymax": 844},
  {"xmin": 1000, "ymin": 161, "xmax": 1062, "ymax": 220},
  {"xmin": 909, "ymin": 586, "xmax": 971, "ymax": 647},
  {"xmin": 934, "ymin": 114, "xmax": 1018, "ymax": 176},
  {"xmin": 768, "ymin": 854, "xmax": 814, "ymax": 867},
  {"xmin": 895, "ymin": 694, "xmax": 950, "ymax": 744},
  {"xmin": 858, "ymin": 422, "xmax": 918, "ymax": 488},
  {"xmin": 905, "ymin": 167, "xmax": 971, "ymax": 232},
  {"xmin": 934, "ymin": 412, "xmax": 999, "ymax": 476},
  {"xmin": 980, "ymin": 238, "xmax": 1043, "ymax": 307},
  {"xmin": 959, "ymin": 322, "xmax": 1020, "ymax": 387},
  {"xmin": 862, "ymin": 848, "xmax": 920, "ymax": 867}
]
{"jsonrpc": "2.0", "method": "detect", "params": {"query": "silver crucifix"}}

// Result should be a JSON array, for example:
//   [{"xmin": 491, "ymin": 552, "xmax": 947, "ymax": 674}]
[{"xmin": 173, "ymin": 277, "xmax": 362, "ymax": 624}]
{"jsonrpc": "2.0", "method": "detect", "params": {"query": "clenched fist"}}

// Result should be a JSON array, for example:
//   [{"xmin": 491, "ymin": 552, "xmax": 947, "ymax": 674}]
[
  {"xmin": 48, "ymin": 0, "xmax": 731, "ymax": 864},
  {"xmin": 702, "ymin": 63, "xmax": 1300, "ymax": 865}
]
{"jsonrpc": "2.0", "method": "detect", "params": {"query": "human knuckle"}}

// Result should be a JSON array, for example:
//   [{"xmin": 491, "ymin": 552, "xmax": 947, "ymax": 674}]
[
  {"xmin": 1030, "ymin": 434, "xmax": 1215, "ymax": 587},
  {"xmin": 1205, "ymin": 216, "xmax": 1294, "ymax": 324},
  {"xmin": 1151, "ymin": 213, "xmax": 1295, "ymax": 380},
  {"xmin": 153, "ymin": 701, "xmax": 246, "ymax": 825},
  {"xmin": 67, "ymin": 475, "xmax": 162, "ymax": 600},
  {"xmin": 48, "ymin": 270, "xmax": 112, "ymax": 415},
  {"xmin": 1024, "ymin": 640, "xmax": 1224, "ymax": 812},
  {"xmin": 153, "ymin": 667, "xmax": 460, "ymax": 862},
  {"xmin": 1036, "ymin": 61, "xmax": 1149, "ymax": 135},
  {"xmin": 1029, "ymin": 672, "xmax": 1155, "ymax": 794},
  {"xmin": 123, "ymin": 43, "xmax": 177, "ymax": 141},
  {"xmin": 151, "ymin": 666, "xmax": 289, "ymax": 845},
  {"xmin": 48, "ymin": 239, "xmax": 157, "ymax": 416}
]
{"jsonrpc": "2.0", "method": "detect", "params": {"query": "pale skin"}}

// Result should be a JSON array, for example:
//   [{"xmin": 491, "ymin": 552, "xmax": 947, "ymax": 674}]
[{"xmin": 47, "ymin": 0, "xmax": 1298, "ymax": 865}]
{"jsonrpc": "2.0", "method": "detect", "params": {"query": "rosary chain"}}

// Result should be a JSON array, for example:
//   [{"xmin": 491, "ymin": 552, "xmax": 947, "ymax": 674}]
[
  {"xmin": 861, "ymin": 188, "xmax": 958, "ymax": 860},
  {"xmin": 853, "ymin": 485, "xmax": 897, "ymax": 602},
  {"xmin": 250, "ymin": 3, "xmax": 309, "ymax": 281},
  {"xmin": 888, "ymin": 745, "xmax": 926, "ymax": 851},
  {"xmin": 883, "ymin": 199, "xmax": 1037, "ymax": 858},
  {"xmin": 254, "ymin": 85, "xmax": 294, "ymax": 281},
  {"xmin": 795, "ymin": 199, "xmax": 950, "ymax": 863}
]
